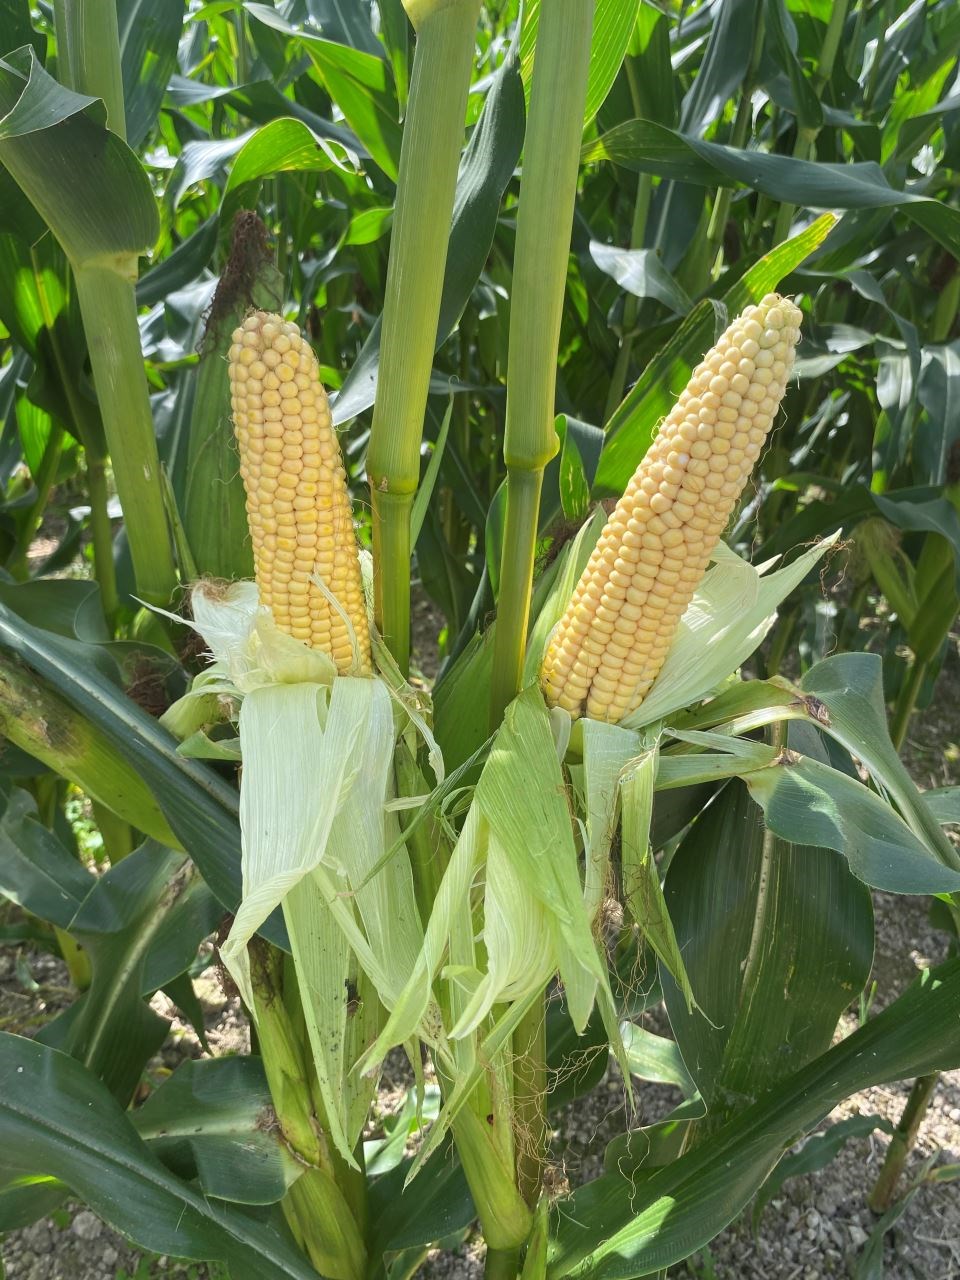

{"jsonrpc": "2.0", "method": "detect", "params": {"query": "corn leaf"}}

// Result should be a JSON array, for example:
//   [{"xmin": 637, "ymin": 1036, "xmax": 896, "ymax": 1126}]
[
  {"xmin": 0, "ymin": 1035, "xmax": 321, "ymax": 1280},
  {"xmin": 132, "ymin": 1057, "xmax": 302, "ymax": 1206},
  {"xmin": 621, "ymin": 746, "xmax": 696, "ymax": 1014},
  {"xmin": 548, "ymin": 957, "xmax": 960, "ymax": 1279}
]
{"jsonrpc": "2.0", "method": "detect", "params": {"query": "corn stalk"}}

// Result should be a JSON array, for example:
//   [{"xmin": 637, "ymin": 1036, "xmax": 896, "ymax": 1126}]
[
  {"xmin": 486, "ymin": 0, "xmax": 595, "ymax": 1226},
  {"xmin": 366, "ymin": 0, "xmax": 482, "ymax": 672}
]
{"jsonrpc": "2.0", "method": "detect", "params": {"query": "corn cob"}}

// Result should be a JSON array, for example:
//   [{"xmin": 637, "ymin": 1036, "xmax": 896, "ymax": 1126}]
[
  {"xmin": 228, "ymin": 311, "xmax": 371, "ymax": 674},
  {"xmin": 541, "ymin": 293, "xmax": 802, "ymax": 723}
]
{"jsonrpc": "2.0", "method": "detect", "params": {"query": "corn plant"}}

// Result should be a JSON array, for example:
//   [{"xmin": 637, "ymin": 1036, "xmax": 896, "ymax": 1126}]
[{"xmin": 1, "ymin": 3, "xmax": 960, "ymax": 1279}]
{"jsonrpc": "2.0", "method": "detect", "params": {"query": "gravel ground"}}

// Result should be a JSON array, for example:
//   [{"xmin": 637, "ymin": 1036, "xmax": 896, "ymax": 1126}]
[{"xmin": 2, "ymin": 627, "xmax": 959, "ymax": 1278}]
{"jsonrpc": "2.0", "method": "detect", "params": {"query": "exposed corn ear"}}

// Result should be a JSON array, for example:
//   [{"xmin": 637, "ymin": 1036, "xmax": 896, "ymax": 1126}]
[
  {"xmin": 541, "ymin": 293, "xmax": 802, "ymax": 723},
  {"xmin": 228, "ymin": 311, "xmax": 371, "ymax": 674}
]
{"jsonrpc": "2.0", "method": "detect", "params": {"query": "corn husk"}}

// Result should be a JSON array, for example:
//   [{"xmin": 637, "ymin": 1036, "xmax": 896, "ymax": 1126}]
[{"xmin": 180, "ymin": 582, "xmax": 424, "ymax": 1166}]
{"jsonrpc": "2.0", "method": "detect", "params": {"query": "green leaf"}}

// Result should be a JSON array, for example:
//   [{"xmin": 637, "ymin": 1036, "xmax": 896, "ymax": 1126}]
[
  {"xmin": 764, "ymin": 0, "xmax": 822, "ymax": 132},
  {"xmin": 588, "ymin": 243, "xmax": 692, "ymax": 315},
  {"xmin": 367, "ymin": 1139, "xmax": 475, "ymax": 1256},
  {"xmin": 132, "ymin": 1057, "xmax": 301, "ymax": 1205},
  {"xmin": 746, "ymin": 754, "xmax": 960, "ymax": 895},
  {"xmin": 118, "ymin": 0, "xmax": 186, "ymax": 149},
  {"xmin": 221, "ymin": 116, "xmax": 352, "ymax": 221},
  {"xmin": 594, "ymin": 214, "xmax": 836, "ymax": 496},
  {"xmin": 621, "ymin": 752, "xmax": 696, "ymax": 1013},
  {"xmin": 548, "ymin": 956, "xmax": 960, "ymax": 1279},
  {"xmin": 927, "ymin": 786, "xmax": 960, "ymax": 825},
  {"xmin": 660, "ymin": 782, "xmax": 872, "ymax": 1118},
  {"xmin": 0, "ymin": 1033, "xmax": 322, "ymax": 1278},
  {"xmin": 0, "ymin": 783, "xmax": 93, "ymax": 928},
  {"xmin": 0, "ymin": 783, "xmax": 94, "ymax": 926},
  {"xmin": 364, "ymin": 1085, "xmax": 441, "ymax": 1176},
  {"xmin": 300, "ymin": 33, "xmax": 402, "ymax": 179},
  {"xmin": 621, "ymin": 1025, "xmax": 696, "ymax": 1096},
  {"xmin": 557, "ymin": 418, "xmax": 590, "ymax": 521},
  {"xmin": 37, "ymin": 842, "xmax": 191, "ymax": 1104},
  {"xmin": 411, "ymin": 398, "xmax": 453, "ymax": 547},
  {"xmin": 344, "ymin": 203, "xmax": 393, "ymax": 245},
  {"xmin": 798, "ymin": 653, "xmax": 960, "ymax": 873},
  {"xmin": 0, "ymin": 597, "xmax": 272, "ymax": 939},
  {"xmin": 582, "ymin": 119, "xmax": 960, "ymax": 255},
  {"xmin": 0, "ymin": 47, "xmax": 158, "ymax": 269},
  {"xmin": 753, "ymin": 1113, "xmax": 894, "ymax": 1228},
  {"xmin": 520, "ymin": 0, "xmax": 643, "ymax": 125},
  {"xmin": 679, "ymin": 0, "xmax": 761, "ymax": 133}
]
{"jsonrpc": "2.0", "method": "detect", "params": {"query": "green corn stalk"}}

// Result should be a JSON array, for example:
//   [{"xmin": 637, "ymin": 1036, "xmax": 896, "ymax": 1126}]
[
  {"xmin": 0, "ymin": 3, "xmax": 178, "ymax": 604},
  {"xmin": 247, "ymin": 940, "xmax": 367, "ymax": 1280},
  {"xmin": 487, "ymin": 0, "xmax": 595, "ymax": 1228},
  {"xmin": 366, "ymin": 0, "xmax": 482, "ymax": 672},
  {"xmin": 488, "ymin": 0, "xmax": 595, "ymax": 729}
]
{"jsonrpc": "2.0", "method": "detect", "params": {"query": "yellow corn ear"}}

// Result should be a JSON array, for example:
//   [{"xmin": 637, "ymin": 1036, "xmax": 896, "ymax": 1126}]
[
  {"xmin": 228, "ymin": 311, "xmax": 371, "ymax": 675},
  {"xmin": 541, "ymin": 293, "xmax": 802, "ymax": 723}
]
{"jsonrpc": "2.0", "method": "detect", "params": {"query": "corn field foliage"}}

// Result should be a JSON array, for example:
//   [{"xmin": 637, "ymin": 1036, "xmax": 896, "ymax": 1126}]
[{"xmin": 0, "ymin": 1, "xmax": 959, "ymax": 1277}]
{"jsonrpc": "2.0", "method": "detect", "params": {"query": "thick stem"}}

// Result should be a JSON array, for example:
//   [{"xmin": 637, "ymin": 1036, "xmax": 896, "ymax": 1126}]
[
  {"xmin": 367, "ymin": 0, "xmax": 481, "ymax": 670},
  {"xmin": 54, "ymin": 0, "xmax": 127, "ymax": 138},
  {"xmin": 601, "ymin": 172, "xmax": 653, "ymax": 425},
  {"xmin": 513, "ymin": 1001, "xmax": 548, "ymax": 1207},
  {"xmin": 86, "ymin": 452, "xmax": 119, "ymax": 625},
  {"xmin": 489, "ymin": 469, "xmax": 543, "ymax": 727},
  {"xmin": 8, "ymin": 425, "xmax": 65, "ymax": 579},
  {"xmin": 248, "ymin": 941, "xmax": 367, "ymax": 1280},
  {"xmin": 890, "ymin": 656, "xmax": 927, "ymax": 752},
  {"xmin": 484, "ymin": 1248, "xmax": 521, "ymax": 1280},
  {"xmin": 868, "ymin": 1072, "xmax": 939, "ymax": 1213},
  {"xmin": 73, "ymin": 267, "xmax": 177, "ymax": 604},
  {"xmin": 372, "ymin": 491, "xmax": 413, "ymax": 675},
  {"xmin": 490, "ymin": 0, "xmax": 595, "ymax": 729}
]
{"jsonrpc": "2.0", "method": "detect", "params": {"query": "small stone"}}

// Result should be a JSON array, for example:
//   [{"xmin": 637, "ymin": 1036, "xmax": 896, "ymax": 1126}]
[
  {"xmin": 71, "ymin": 1210, "xmax": 103, "ymax": 1241},
  {"xmin": 849, "ymin": 1223, "xmax": 868, "ymax": 1247},
  {"xmin": 102, "ymin": 1246, "xmax": 119, "ymax": 1265},
  {"xmin": 949, "ymin": 1107, "xmax": 960, "ymax": 1122},
  {"xmin": 22, "ymin": 1221, "xmax": 53, "ymax": 1253}
]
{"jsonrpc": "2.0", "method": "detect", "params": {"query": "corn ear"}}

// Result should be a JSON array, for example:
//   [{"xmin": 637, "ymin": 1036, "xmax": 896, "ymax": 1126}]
[
  {"xmin": 228, "ymin": 310, "xmax": 371, "ymax": 675},
  {"xmin": 541, "ymin": 294, "xmax": 802, "ymax": 723}
]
